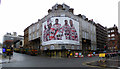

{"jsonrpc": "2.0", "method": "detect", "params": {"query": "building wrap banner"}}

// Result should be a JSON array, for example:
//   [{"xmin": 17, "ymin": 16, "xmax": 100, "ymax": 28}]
[{"xmin": 42, "ymin": 17, "xmax": 79, "ymax": 45}]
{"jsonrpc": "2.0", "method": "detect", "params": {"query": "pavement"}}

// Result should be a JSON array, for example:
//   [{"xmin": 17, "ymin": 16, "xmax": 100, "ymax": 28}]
[
  {"xmin": 0, "ymin": 48, "xmax": 10, "ymax": 65},
  {"xmin": 85, "ymin": 55, "xmax": 120, "ymax": 69}
]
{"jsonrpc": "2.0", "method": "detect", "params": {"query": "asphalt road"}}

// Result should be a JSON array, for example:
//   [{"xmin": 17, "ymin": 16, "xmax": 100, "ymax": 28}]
[
  {"xmin": 0, "ymin": 48, "xmax": 2, "ymax": 54},
  {"xmin": 0, "ymin": 48, "xmax": 2, "ymax": 69},
  {"xmin": 2, "ymin": 52, "xmax": 100, "ymax": 67}
]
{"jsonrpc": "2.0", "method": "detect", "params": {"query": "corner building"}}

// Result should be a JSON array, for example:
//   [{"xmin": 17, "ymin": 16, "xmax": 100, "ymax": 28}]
[
  {"xmin": 107, "ymin": 25, "xmax": 120, "ymax": 52},
  {"xmin": 27, "ymin": 4, "xmax": 96, "ymax": 57}
]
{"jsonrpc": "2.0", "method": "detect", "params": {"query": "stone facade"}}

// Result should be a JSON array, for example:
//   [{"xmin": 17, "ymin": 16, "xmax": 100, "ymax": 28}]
[
  {"xmin": 107, "ymin": 25, "xmax": 120, "ymax": 52},
  {"xmin": 25, "ymin": 4, "xmax": 97, "ymax": 57}
]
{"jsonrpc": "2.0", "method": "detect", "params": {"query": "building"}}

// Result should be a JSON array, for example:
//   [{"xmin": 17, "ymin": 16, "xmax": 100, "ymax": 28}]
[
  {"xmin": 24, "ymin": 4, "xmax": 97, "ymax": 57},
  {"xmin": 3, "ymin": 32, "xmax": 24, "ymax": 48},
  {"xmin": 28, "ymin": 20, "xmax": 41, "ymax": 50},
  {"xmin": 107, "ymin": 25, "xmax": 120, "ymax": 52},
  {"xmin": 24, "ymin": 26, "xmax": 30, "ymax": 49},
  {"xmin": 95, "ymin": 23, "xmax": 107, "ymax": 52}
]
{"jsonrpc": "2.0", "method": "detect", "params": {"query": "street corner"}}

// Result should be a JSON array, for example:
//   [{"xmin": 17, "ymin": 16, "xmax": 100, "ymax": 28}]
[
  {"xmin": 83, "ymin": 60, "xmax": 110, "ymax": 69},
  {"xmin": 82, "ymin": 60, "xmax": 101, "ymax": 68},
  {"xmin": 83, "ymin": 60, "xmax": 120, "ymax": 69},
  {"xmin": 0, "ymin": 61, "xmax": 8, "ymax": 64},
  {"xmin": 0, "ymin": 58, "xmax": 13, "ymax": 64}
]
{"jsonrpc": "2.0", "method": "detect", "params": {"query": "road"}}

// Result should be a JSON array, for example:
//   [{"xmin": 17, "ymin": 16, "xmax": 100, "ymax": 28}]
[
  {"xmin": 0, "ymin": 48, "xmax": 2, "ymax": 54},
  {"xmin": 2, "ymin": 52, "xmax": 100, "ymax": 67},
  {"xmin": 0, "ymin": 48, "xmax": 2, "ymax": 69}
]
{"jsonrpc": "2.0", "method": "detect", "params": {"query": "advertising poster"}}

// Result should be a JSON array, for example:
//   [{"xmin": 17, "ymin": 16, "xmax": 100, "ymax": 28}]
[{"xmin": 42, "ymin": 17, "xmax": 79, "ymax": 45}]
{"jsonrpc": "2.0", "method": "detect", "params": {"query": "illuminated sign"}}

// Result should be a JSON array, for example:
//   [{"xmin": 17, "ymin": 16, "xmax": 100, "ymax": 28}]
[
  {"xmin": 99, "ymin": 53, "xmax": 105, "ymax": 57},
  {"xmin": 3, "ymin": 48, "xmax": 6, "ymax": 52}
]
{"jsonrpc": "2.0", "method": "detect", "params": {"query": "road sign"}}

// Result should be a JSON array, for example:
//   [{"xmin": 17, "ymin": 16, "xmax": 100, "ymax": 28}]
[
  {"xmin": 7, "ymin": 49, "xmax": 11, "ymax": 51},
  {"xmin": 3, "ymin": 48, "xmax": 6, "ymax": 52},
  {"xmin": 93, "ymin": 52, "xmax": 95, "ymax": 54},
  {"xmin": 99, "ymin": 53, "xmax": 105, "ymax": 57},
  {"xmin": 79, "ymin": 53, "xmax": 81, "ymax": 55}
]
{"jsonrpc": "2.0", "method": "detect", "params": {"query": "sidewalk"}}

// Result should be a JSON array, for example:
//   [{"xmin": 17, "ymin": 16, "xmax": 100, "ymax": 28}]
[
  {"xmin": 86, "ymin": 56, "xmax": 120, "ymax": 69},
  {"xmin": 0, "ymin": 55, "xmax": 12, "ymax": 64}
]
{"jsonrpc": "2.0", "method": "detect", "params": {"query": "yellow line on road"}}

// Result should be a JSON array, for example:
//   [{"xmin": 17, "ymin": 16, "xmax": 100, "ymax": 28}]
[{"xmin": 82, "ymin": 61, "xmax": 103, "ymax": 68}]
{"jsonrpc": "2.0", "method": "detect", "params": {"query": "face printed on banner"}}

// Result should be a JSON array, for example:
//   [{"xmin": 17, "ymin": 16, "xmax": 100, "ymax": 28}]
[
  {"xmin": 64, "ymin": 20, "xmax": 68, "ymax": 25},
  {"xmin": 55, "ymin": 19, "xmax": 59, "ymax": 24},
  {"xmin": 48, "ymin": 23, "xmax": 52, "ymax": 29},
  {"xmin": 70, "ymin": 20, "xmax": 73, "ymax": 27}
]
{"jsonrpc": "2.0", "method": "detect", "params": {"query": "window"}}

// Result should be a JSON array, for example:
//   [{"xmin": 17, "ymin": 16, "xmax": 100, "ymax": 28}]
[
  {"xmin": 29, "ymin": 35, "xmax": 31, "ymax": 40},
  {"xmin": 86, "ymin": 33, "xmax": 88, "ymax": 39},
  {"xmin": 108, "ymin": 38, "xmax": 111, "ymax": 40},
  {"xmin": 91, "ymin": 35, "xmax": 93, "ymax": 41},
  {"xmin": 111, "ymin": 38, "xmax": 115, "ymax": 40},
  {"xmin": 111, "ymin": 34, "xmax": 115, "ymax": 37},
  {"xmin": 82, "ymin": 32, "xmax": 84, "ymax": 38},
  {"xmin": 112, "ymin": 42, "xmax": 115, "ymax": 44},
  {"xmin": 91, "ymin": 25, "xmax": 92, "ymax": 31},
  {"xmin": 61, "ymin": 14, "xmax": 65, "ymax": 17},
  {"xmin": 112, "ymin": 47, "xmax": 114, "ymax": 49},
  {"xmin": 93, "ymin": 26, "xmax": 95, "ymax": 32},
  {"xmin": 33, "ymin": 34, "xmax": 34, "ymax": 39},
  {"xmin": 37, "ymin": 24, "xmax": 39, "ymax": 30},
  {"xmin": 20, "ymin": 41, "xmax": 22, "ymax": 45},
  {"xmin": 33, "ymin": 26, "xmax": 35, "ymax": 32},
  {"xmin": 108, "ymin": 35, "xmax": 110, "ymax": 37},
  {"xmin": 94, "ymin": 35, "xmax": 96, "ymax": 41},
  {"xmin": 29, "ymin": 28, "xmax": 31, "ymax": 34},
  {"xmin": 111, "ymin": 30, "xmax": 114, "ymax": 32},
  {"xmin": 37, "ymin": 31, "xmax": 39, "ymax": 38},
  {"xmin": 85, "ymin": 32, "xmax": 86, "ymax": 39},
  {"xmin": 108, "ymin": 31, "xmax": 110, "ymax": 33}
]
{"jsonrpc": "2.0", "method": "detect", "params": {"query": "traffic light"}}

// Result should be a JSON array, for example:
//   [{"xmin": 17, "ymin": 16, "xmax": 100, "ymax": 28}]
[{"xmin": 104, "ymin": 45, "xmax": 107, "ymax": 50}]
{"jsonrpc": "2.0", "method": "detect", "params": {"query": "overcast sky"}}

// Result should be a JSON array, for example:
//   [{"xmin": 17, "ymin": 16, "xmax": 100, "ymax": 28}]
[{"xmin": 0, "ymin": 0, "xmax": 119, "ymax": 43}]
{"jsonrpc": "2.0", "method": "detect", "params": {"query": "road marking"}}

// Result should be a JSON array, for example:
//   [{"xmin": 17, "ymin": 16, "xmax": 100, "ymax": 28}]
[{"xmin": 82, "ymin": 61, "xmax": 102, "ymax": 68}]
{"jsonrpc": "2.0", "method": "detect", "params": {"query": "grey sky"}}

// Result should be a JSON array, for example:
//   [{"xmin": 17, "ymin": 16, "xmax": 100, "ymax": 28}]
[{"xmin": 0, "ymin": 0, "xmax": 119, "ymax": 43}]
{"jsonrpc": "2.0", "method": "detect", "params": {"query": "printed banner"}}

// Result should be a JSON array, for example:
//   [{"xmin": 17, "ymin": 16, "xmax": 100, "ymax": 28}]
[{"xmin": 42, "ymin": 17, "xmax": 79, "ymax": 45}]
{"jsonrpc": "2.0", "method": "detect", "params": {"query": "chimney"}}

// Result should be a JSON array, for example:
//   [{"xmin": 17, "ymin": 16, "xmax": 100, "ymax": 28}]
[
  {"xmin": 77, "ymin": 14, "xmax": 82, "ymax": 18},
  {"xmin": 13, "ymin": 32, "xmax": 17, "ymax": 36},
  {"xmin": 48, "ymin": 9, "xmax": 52, "ymax": 13},
  {"xmin": 38, "ymin": 19, "xmax": 41, "ymax": 22},
  {"xmin": 69, "ymin": 8, "xmax": 74, "ymax": 14}
]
